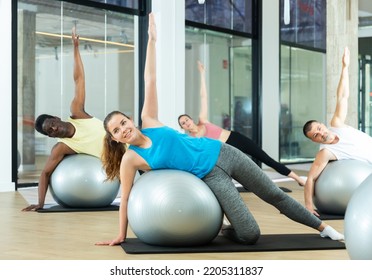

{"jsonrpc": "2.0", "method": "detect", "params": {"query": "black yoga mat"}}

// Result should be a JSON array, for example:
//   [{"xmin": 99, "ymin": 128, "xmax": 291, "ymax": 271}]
[
  {"xmin": 121, "ymin": 234, "xmax": 345, "ymax": 254},
  {"xmin": 37, "ymin": 203, "xmax": 119, "ymax": 213},
  {"xmin": 279, "ymin": 210, "xmax": 343, "ymax": 220},
  {"xmin": 316, "ymin": 211, "xmax": 344, "ymax": 220}
]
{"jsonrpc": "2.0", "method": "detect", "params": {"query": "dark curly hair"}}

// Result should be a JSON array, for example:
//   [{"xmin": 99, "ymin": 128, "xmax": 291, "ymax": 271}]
[{"xmin": 35, "ymin": 114, "xmax": 55, "ymax": 136}]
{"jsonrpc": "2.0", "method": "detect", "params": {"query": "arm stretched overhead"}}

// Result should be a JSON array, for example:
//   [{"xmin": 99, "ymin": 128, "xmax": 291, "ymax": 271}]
[
  {"xmin": 70, "ymin": 27, "xmax": 91, "ymax": 119},
  {"xmin": 197, "ymin": 61, "xmax": 209, "ymax": 124},
  {"xmin": 330, "ymin": 47, "xmax": 350, "ymax": 128}
]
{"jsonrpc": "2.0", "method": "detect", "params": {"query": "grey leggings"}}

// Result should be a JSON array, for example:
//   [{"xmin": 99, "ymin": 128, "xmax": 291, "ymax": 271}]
[{"xmin": 202, "ymin": 143, "xmax": 322, "ymax": 244}]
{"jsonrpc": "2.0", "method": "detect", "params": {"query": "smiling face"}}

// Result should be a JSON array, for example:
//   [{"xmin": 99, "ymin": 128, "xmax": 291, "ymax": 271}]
[
  {"xmin": 105, "ymin": 112, "xmax": 136, "ymax": 144},
  {"xmin": 178, "ymin": 115, "xmax": 195, "ymax": 131}
]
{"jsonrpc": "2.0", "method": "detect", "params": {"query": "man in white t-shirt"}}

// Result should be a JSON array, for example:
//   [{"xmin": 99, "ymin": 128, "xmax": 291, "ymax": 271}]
[{"xmin": 302, "ymin": 47, "xmax": 372, "ymax": 216}]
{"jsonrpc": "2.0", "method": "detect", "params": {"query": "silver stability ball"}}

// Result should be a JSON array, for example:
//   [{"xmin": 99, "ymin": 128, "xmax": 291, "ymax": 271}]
[
  {"xmin": 314, "ymin": 160, "xmax": 372, "ymax": 215},
  {"xmin": 49, "ymin": 154, "xmax": 119, "ymax": 208},
  {"xmin": 128, "ymin": 169, "xmax": 223, "ymax": 246},
  {"xmin": 345, "ymin": 173, "xmax": 372, "ymax": 259}
]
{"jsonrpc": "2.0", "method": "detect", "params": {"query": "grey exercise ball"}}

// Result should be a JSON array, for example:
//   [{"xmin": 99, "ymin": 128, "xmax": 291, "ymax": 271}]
[
  {"xmin": 345, "ymin": 173, "xmax": 372, "ymax": 259},
  {"xmin": 127, "ymin": 169, "xmax": 223, "ymax": 246},
  {"xmin": 314, "ymin": 160, "xmax": 372, "ymax": 215},
  {"xmin": 49, "ymin": 154, "xmax": 119, "ymax": 208}
]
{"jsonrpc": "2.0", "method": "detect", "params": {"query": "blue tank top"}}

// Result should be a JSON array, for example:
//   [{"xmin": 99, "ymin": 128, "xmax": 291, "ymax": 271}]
[{"xmin": 129, "ymin": 126, "xmax": 222, "ymax": 178}]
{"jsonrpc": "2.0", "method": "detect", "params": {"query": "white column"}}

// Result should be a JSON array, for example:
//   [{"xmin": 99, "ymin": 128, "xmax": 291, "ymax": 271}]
[
  {"xmin": 261, "ymin": 0, "xmax": 280, "ymax": 166},
  {"xmin": 151, "ymin": 0, "xmax": 185, "ymax": 130},
  {"xmin": 0, "ymin": 0, "xmax": 15, "ymax": 192}
]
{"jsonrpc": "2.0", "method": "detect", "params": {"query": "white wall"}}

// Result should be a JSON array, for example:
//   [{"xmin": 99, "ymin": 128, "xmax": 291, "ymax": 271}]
[
  {"xmin": 0, "ymin": 0, "xmax": 15, "ymax": 192},
  {"xmin": 151, "ymin": 0, "xmax": 185, "ymax": 130},
  {"xmin": 261, "ymin": 0, "xmax": 280, "ymax": 166}
]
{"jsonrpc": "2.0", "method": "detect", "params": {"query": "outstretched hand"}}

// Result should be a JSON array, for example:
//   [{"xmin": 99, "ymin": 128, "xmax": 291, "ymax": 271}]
[
  {"xmin": 306, "ymin": 205, "xmax": 320, "ymax": 217},
  {"xmin": 22, "ymin": 204, "xmax": 43, "ymax": 212},
  {"xmin": 72, "ymin": 26, "xmax": 79, "ymax": 47},
  {"xmin": 197, "ymin": 60, "xmax": 205, "ymax": 75},
  {"xmin": 95, "ymin": 237, "xmax": 124, "ymax": 246},
  {"xmin": 148, "ymin": 13, "xmax": 157, "ymax": 42},
  {"xmin": 342, "ymin": 46, "xmax": 350, "ymax": 68}
]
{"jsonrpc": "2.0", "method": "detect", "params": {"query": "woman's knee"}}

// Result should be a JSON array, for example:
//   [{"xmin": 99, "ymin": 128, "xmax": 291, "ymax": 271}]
[
  {"xmin": 238, "ymin": 227, "xmax": 261, "ymax": 245},
  {"xmin": 222, "ymin": 226, "xmax": 261, "ymax": 245}
]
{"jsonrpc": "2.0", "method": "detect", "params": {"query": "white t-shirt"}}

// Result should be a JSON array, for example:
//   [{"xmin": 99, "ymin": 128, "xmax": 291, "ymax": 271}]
[{"xmin": 320, "ymin": 126, "xmax": 372, "ymax": 164}]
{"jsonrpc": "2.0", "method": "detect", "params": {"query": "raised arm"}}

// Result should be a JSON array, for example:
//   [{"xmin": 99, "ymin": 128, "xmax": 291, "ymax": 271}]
[
  {"xmin": 141, "ymin": 13, "xmax": 162, "ymax": 128},
  {"xmin": 304, "ymin": 149, "xmax": 337, "ymax": 215},
  {"xmin": 330, "ymin": 47, "xmax": 350, "ymax": 127},
  {"xmin": 70, "ymin": 27, "xmax": 90, "ymax": 119},
  {"xmin": 197, "ymin": 61, "xmax": 209, "ymax": 124}
]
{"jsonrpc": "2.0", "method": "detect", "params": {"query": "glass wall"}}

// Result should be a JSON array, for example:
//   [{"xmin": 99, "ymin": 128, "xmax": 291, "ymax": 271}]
[
  {"xmin": 359, "ymin": 55, "xmax": 372, "ymax": 135},
  {"xmin": 184, "ymin": 28, "xmax": 253, "ymax": 139},
  {"xmin": 185, "ymin": 0, "xmax": 252, "ymax": 33},
  {"xmin": 280, "ymin": 45, "xmax": 325, "ymax": 163},
  {"xmin": 280, "ymin": 0, "xmax": 326, "ymax": 50},
  {"xmin": 279, "ymin": 0, "xmax": 326, "ymax": 163},
  {"xmin": 17, "ymin": 0, "xmax": 136, "ymax": 185},
  {"xmin": 185, "ymin": 0, "xmax": 255, "ymax": 141},
  {"xmin": 87, "ymin": 0, "xmax": 139, "ymax": 9}
]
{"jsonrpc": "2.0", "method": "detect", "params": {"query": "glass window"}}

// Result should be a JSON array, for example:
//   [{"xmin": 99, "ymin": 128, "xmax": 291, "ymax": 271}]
[
  {"xmin": 83, "ymin": 0, "xmax": 139, "ymax": 9},
  {"xmin": 280, "ymin": 45, "xmax": 325, "ymax": 163},
  {"xmin": 359, "ymin": 55, "xmax": 372, "ymax": 135},
  {"xmin": 185, "ymin": 27, "xmax": 253, "ymax": 138},
  {"xmin": 186, "ymin": 0, "xmax": 252, "ymax": 34},
  {"xmin": 358, "ymin": 38, "xmax": 372, "ymax": 135},
  {"xmin": 17, "ymin": 0, "xmax": 136, "ymax": 185},
  {"xmin": 279, "ymin": 0, "xmax": 327, "ymax": 164},
  {"xmin": 280, "ymin": 0, "xmax": 326, "ymax": 50}
]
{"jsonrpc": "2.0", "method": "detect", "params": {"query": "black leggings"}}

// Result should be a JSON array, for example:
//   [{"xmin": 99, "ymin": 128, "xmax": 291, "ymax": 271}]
[{"xmin": 226, "ymin": 131, "xmax": 291, "ymax": 176}]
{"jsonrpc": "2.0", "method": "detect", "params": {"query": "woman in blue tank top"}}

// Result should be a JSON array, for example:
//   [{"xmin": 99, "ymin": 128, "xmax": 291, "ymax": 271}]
[{"xmin": 95, "ymin": 13, "xmax": 344, "ymax": 246}]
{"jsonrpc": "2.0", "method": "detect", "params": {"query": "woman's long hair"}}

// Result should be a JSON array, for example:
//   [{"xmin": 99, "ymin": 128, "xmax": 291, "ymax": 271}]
[{"xmin": 102, "ymin": 111, "xmax": 129, "ymax": 181}]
